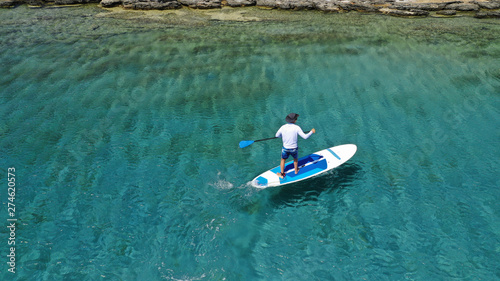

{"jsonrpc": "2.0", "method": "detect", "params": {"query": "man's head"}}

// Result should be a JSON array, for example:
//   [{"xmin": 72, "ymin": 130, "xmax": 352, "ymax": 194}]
[{"xmin": 286, "ymin": 113, "xmax": 299, "ymax": 123}]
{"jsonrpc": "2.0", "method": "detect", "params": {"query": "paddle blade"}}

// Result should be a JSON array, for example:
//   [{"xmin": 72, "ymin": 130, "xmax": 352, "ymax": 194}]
[{"xmin": 239, "ymin": 140, "xmax": 254, "ymax": 148}]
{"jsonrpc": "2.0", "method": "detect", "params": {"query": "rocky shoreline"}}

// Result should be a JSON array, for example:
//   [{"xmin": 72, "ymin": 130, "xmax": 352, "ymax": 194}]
[{"xmin": 1, "ymin": 0, "xmax": 499, "ymax": 18}]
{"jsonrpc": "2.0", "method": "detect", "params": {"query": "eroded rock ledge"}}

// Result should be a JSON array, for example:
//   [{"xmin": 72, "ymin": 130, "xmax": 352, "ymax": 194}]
[{"xmin": 1, "ymin": 0, "xmax": 499, "ymax": 18}]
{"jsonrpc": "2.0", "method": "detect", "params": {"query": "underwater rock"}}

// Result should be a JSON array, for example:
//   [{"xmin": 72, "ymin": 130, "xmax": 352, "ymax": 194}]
[{"xmin": 474, "ymin": 10, "xmax": 500, "ymax": 17}]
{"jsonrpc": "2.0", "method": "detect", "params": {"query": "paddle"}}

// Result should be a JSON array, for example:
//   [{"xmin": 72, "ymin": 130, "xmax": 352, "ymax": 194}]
[{"xmin": 239, "ymin": 137, "xmax": 278, "ymax": 148}]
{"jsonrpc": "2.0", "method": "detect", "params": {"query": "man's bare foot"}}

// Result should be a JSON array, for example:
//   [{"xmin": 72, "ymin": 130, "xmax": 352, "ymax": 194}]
[
  {"xmin": 295, "ymin": 168, "xmax": 300, "ymax": 174},
  {"xmin": 276, "ymin": 172, "xmax": 286, "ymax": 179}
]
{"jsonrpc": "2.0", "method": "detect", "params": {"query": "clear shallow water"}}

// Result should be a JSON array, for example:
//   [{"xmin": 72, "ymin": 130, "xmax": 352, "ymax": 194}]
[{"xmin": 1, "ymin": 5, "xmax": 499, "ymax": 280}]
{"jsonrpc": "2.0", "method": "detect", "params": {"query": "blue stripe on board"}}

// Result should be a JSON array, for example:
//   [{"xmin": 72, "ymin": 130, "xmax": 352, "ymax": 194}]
[
  {"xmin": 274, "ymin": 159, "xmax": 328, "ymax": 184},
  {"xmin": 327, "ymin": 148, "xmax": 341, "ymax": 160},
  {"xmin": 255, "ymin": 176, "xmax": 268, "ymax": 186}
]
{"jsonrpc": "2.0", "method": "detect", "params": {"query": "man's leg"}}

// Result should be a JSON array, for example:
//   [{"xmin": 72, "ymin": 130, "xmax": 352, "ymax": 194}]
[
  {"xmin": 291, "ymin": 148, "xmax": 299, "ymax": 174},
  {"xmin": 279, "ymin": 158, "xmax": 286, "ymax": 178}
]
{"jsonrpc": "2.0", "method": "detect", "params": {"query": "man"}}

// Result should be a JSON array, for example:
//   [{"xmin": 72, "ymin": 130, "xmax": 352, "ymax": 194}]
[{"xmin": 275, "ymin": 113, "xmax": 316, "ymax": 178}]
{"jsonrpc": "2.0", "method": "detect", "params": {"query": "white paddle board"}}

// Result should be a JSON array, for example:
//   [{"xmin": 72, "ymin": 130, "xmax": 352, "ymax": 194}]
[{"xmin": 251, "ymin": 144, "xmax": 357, "ymax": 188}]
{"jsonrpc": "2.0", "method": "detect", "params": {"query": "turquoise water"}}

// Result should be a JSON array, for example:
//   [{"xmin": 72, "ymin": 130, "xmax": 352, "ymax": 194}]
[{"xmin": 1, "ymin": 5, "xmax": 500, "ymax": 280}]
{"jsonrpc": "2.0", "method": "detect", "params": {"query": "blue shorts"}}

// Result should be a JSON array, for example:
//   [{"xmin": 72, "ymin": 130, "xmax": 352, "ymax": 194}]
[{"xmin": 281, "ymin": 147, "xmax": 298, "ymax": 160}]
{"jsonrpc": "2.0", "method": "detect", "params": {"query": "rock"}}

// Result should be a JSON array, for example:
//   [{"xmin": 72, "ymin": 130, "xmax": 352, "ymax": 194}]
[
  {"xmin": 445, "ymin": 3, "xmax": 479, "ymax": 11},
  {"xmin": 123, "ymin": 0, "xmax": 181, "ymax": 9},
  {"xmin": 26, "ymin": 0, "xmax": 45, "ymax": 6},
  {"xmin": 339, "ymin": 1, "xmax": 379, "ymax": 12},
  {"xmin": 473, "ymin": 1, "xmax": 500, "ymax": 9},
  {"xmin": 277, "ymin": 0, "xmax": 315, "ymax": 10},
  {"xmin": 1, "ymin": 0, "xmax": 499, "ymax": 19},
  {"xmin": 0, "ymin": 0, "xmax": 22, "ymax": 7},
  {"xmin": 178, "ymin": 0, "xmax": 221, "ymax": 8},
  {"xmin": 100, "ymin": 0, "xmax": 123, "ymax": 7},
  {"xmin": 313, "ymin": 0, "xmax": 341, "ymax": 12},
  {"xmin": 226, "ymin": 0, "xmax": 255, "ymax": 6},
  {"xmin": 54, "ymin": 0, "xmax": 99, "ymax": 4},
  {"xmin": 255, "ymin": 0, "xmax": 276, "ymax": 7},
  {"xmin": 436, "ymin": 9, "xmax": 456, "ymax": 15},
  {"xmin": 196, "ymin": 0, "xmax": 222, "ymax": 8},
  {"xmin": 380, "ymin": 7, "xmax": 430, "ymax": 16},
  {"xmin": 442, "ymin": 1, "xmax": 462, "ymax": 5},
  {"xmin": 256, "ymin": 0, "xmax": 322, "ymax": 9},
  {"xmin": 255, "ymin": 0, "xmax": 316, "ymax": 10},
  {"xmin": 474, "ymin": 11, "xmax": 500, "ymax": 18},
  {"xmin": 368, "ymin": 0, "xmax": 389, "ymax": 4},
  {"xmin": 390, "ymin": 3, "xmax": 446, "ymax": 11}
]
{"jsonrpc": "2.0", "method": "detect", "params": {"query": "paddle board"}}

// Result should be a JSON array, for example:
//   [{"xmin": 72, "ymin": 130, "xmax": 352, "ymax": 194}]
[{"xmin": 251, "ymin": 144, "xmax": 357, "ymax": 188}]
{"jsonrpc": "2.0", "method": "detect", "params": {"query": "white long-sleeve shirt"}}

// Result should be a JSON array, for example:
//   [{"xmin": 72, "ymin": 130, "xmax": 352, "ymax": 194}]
[{"xmin": 275, "ymin": 123, "xmax": 313, "ymax": 149}]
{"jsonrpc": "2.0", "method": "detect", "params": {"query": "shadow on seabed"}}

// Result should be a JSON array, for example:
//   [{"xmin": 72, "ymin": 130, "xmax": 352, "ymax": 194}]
[{"xmin": 269, "ymin": 162, "xmax": 363, "ymax": 208}]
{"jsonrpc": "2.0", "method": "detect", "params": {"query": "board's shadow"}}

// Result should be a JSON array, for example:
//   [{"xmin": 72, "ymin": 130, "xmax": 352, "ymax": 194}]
[{"xmin": 269, "ymin": 162, "xmax": 363, "ymax": 208}]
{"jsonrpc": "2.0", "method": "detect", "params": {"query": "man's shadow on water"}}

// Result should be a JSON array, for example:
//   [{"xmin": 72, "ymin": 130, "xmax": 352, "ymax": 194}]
[{"xmin": 269, "ymin": 162, "xmax": 363, "ymax": 208}]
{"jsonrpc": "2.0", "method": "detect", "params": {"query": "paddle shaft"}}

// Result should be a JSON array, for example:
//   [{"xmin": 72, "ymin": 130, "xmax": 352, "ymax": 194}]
[{"xmin": 254, "ymin": 137, "xmax": 278, "ymax": 143}]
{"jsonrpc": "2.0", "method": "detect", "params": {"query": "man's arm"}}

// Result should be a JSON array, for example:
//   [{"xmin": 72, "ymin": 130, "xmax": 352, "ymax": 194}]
[
  {"xmin": 298, "ymin": 127, "xmax": 315, "ymax": 139},
  {"xmin": 275, "ymin": 126, "xmax": 283, "ymax": 138}
]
